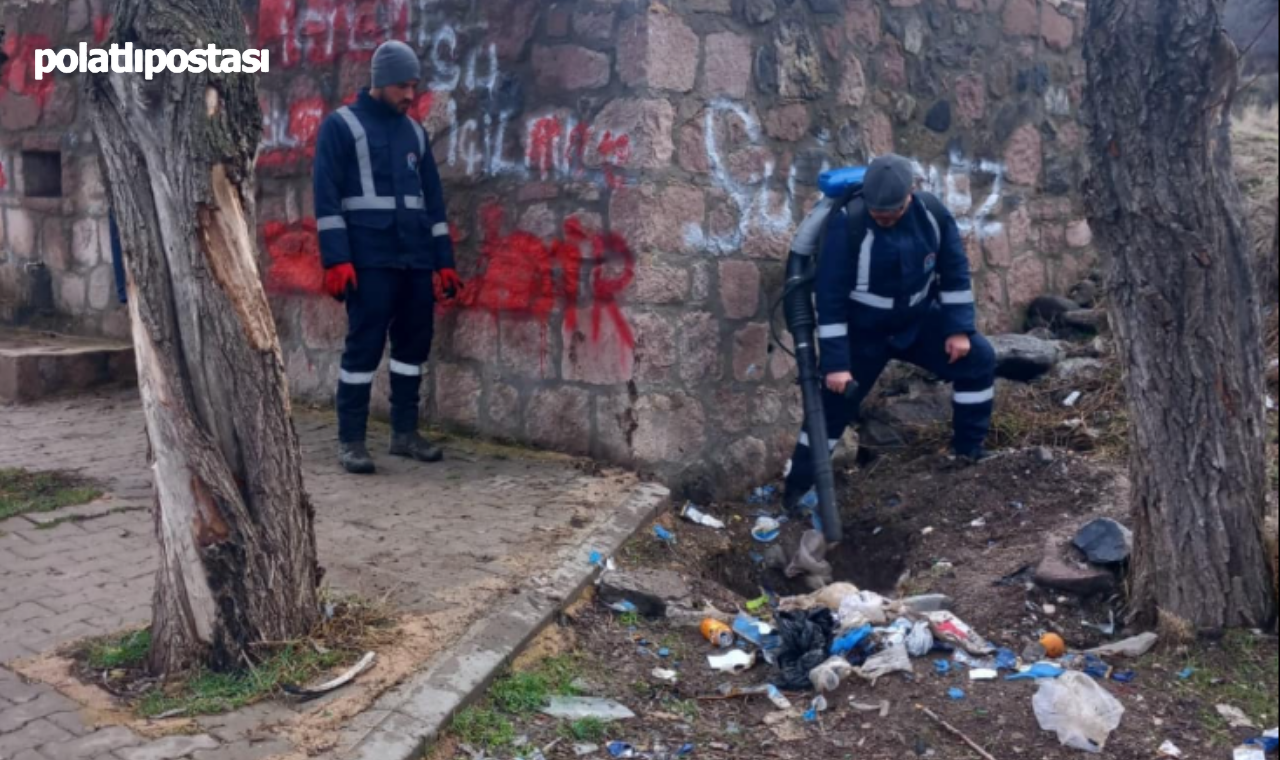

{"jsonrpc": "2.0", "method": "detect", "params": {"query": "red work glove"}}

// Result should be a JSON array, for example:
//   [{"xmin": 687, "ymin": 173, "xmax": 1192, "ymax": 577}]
[
  {"xmin": 324, "ymin": 264, "xmax": 357, "ymax": 302},
  {"xmin": 434, "ymin": 268, "xmax": 464, "ymax": 302}
]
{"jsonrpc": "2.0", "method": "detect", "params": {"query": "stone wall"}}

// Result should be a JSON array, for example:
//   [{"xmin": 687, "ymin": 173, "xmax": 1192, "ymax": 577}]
[{"xmin": 0, "ymin": 0, "xmax": 1096, "ymax": 494}]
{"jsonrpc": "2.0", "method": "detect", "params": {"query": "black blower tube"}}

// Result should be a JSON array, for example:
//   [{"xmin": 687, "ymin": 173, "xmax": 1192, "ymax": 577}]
[{"xmin": 783, "ymin": 250, "xmax": 845, "ymax": 544}]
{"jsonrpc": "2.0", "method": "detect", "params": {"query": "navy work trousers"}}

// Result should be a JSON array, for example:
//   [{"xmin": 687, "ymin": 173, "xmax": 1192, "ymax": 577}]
[{"xmin": 336, "ymin": 268, "xmax": 435, "ymax": 443}]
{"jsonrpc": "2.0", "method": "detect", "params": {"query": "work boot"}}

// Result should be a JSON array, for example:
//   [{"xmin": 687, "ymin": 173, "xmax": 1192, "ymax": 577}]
[
  {"xmin": 389, "ymin": 432, "xmax": 444, "ymax": 463},
  {"xmin": 339, "ymin": 442, "xmax": 376, "ymax": 475},
  {"xmin": 954, "ymin": 448, "xmax": 996, "ymax": 467}
]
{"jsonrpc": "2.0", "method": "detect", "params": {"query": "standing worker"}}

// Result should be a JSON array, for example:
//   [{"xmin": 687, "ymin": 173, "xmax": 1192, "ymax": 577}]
[
  {"xmin": 313, "ymin": 40, "xmax": 464, "ymax": 475},
  {"xmin": 785, "ymin": 154, "xmax": 998, "ymax": 508}
]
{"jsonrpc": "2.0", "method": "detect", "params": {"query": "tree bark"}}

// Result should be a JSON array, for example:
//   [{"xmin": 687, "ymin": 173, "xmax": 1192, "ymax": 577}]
[
  {"xmin": 88, "ymin": 0, "xmax": 321, "ymax": 675},
  {"xmin": 1269, "ymin": 198, "xmax": 1279, "ymax": 303},
  {"xmin": 1084, "ymin": 0, "xmax": 1276, "ymax": 633}
]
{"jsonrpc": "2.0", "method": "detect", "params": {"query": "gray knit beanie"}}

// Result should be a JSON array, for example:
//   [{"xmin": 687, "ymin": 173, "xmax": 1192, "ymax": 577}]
[
  {"xmin": 371, "ymin": 41, "xmax": 422, "ymax": 88},
  {"xmin": 864, "ymin": 154, "xmax": 917, "ymax": 212}
]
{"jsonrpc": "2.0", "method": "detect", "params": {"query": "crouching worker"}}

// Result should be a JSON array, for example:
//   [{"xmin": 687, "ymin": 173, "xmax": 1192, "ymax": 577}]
[
  {"xmin": 785, "ymin": 154, "xmax": 998, "ymax": 508},
  {"xmin": 313, "ymin": 41, "xmax": 465, "ymax": 475}
]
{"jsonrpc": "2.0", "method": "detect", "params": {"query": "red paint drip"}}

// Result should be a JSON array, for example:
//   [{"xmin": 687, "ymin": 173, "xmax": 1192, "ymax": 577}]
[
  {"xmin": 0, "ymin": 159, "xmax": 7, "ymax": 192},
  {"xmin": 590, "ymin": 231, "xmax": 636, "ymax": 357},
  {"xmin": 263, "ymin": 219, "xmax": 323, "ymax": 295},
  {"xmin": 598, "ymin": 132, "xmax": 632, "ymax": 190},
  {"xmin": 527, "ymin": 117, "xmax": 563, "ymax": 178},
  {"xmin": 0, "ymin": 34, "xmax": 56, "ymax": 110}
]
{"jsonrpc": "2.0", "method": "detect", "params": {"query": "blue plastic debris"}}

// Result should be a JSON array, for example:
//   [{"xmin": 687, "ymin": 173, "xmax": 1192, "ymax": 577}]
[
  {"xmin": 1111, "ymin": 670, "xmax": 1137, "ymax": 684},
  {"xmin": 1006, "ymin": 664, "xmax": 1066, "ymax": 681},
  {"xmin": 607, "ymin": 742, "xmax": 636, "ymax": 758},
  {"xmin": 1245, "ymin": 732, "xmax": 1278, "ymax": 753},
  {"xmin": 1177, "ymin": 667, "xmax": 1196, "ymax": 680},
  {"xmin": 799, "ymin": 489, "xmax": 819, "ymax": 512},
  {"xmin": 590, "ymin": 551, "xmax": 604, "ymax": 567},
  {"xmin": 948, "ymin": 688, "xmax": 967, "ymax": 700},
  {"xmin": 748, "ymin": 485, "xmax": 779, "ymax": 505},
  {"xmin": 658, "ymin": 648, "xmax": 671, "ymax": 659},
  {"xmin": 832, "ymin": 625, "xmax": 874, "ymax": 657},
  {"xmin": 1083, "ymin": 654, "xmax": 1111, "ymax": 680},
  {"xmin": 935, "ymin": 660, "xmax": 952, "ymax": 676},
  {"xmin": 996, "ymin": 649, "xmax": 1019, "ymax": 671},
  {"xmin": 608, "ymin": 601, "xmax": 639, "ymax": 615},
  {"xmin": 677, "ymin": 744, "xmax": 696, "ymax": 756},
  {"xmin": 654, "ymin": 526, "xmax": 677, "ymax": 545}
]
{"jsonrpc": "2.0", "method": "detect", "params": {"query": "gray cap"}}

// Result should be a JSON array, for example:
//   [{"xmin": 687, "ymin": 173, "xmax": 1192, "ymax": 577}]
[
  {"xmin": 863, "ymin": 154, "xmax": 916, "ymax": 212},
  {"xmin": 371, "ymin": 41, "xmax": 422, "ymax": 88}
]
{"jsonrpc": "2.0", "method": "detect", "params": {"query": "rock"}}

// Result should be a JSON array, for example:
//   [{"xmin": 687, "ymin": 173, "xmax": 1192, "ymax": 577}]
[
  {"xmin": 861, "ymin": 380, "xmax": 953, "ymax": 447},
  {"xmin": 1073, "ymin": 518, "xmax": 1133, "ymax": 565},
  {"xmin": 1034, "ymin": 446, "xmax": 1055, "ymax": 464},
  {"xmin": 1026, "ymin": 295, "xmax": 1082, "ymax": 330},
  {"xmin": 1053, "ymin": 358, "xmax": 1107, "ymax": 382},
  {"xmin": 925, "ymin": 100, "xmax": 953, "ymax": 133},
  {"xmin": 1034, "ymin": 533, "xmax": 1117, "ymax": 597},
  {"xmin": 1062, "ymin": 309, "xmax": 1109, "ymax": 333},
  {"xmin": 990, "ymin": 334, "xmax": 1066, "ymax": 382},
  {"xmin": 598, "ymin": 569, "xmax": 693, "ymax": 618},
  {"xmin": 1069, "ymin": 280, "xmax": 1100, "ymax": 308}
]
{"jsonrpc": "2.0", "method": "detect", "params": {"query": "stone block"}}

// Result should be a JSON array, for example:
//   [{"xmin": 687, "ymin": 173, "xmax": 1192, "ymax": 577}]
[
  {"xmin": 776, "ymin": 21, "xmax": 829, "ymax": 99},
  {"xmin": 717, "ymin": 437, "xmax": 768, "ymax": 485},
  {"xmin": 1004, "ymin": 123, "xmax": 1043, "ymax": 187},
  {"xmin": 845, "ymin": 0, "xmax": 883, "ymax": 47},
  {"xmin": 532, "ymin": 45, "xmax": 611, "ymax": 91},
  {"xmin": 1003, "ymin": 0, "xmax": 1040, "ymax": 37},
  {"xmin": 595, "ymin": 393, "xmax": 637, "ymax": 462},
  {"xmin": 562, "ymin": 315, "xmax": 636, "ymax": 386},
  {"xmin": 618, "ymin": 11, "xmax": 699, "ymax": 93},
  {"xmin": 875, "ymin": 42, "xmax": 908, "ymax": 90},
  {"xmin": 1067, "ymin": 219, "xmax": 1093, "ymax": 249},
  {"xmin": 0, "ymin": 95, "xmax": 40, "ymax": 131},
  {"xmin": 733, "ymin": 322, "xmax": 769, "ymax": 382},
  {"xmin": 1041, "ymin": 5, "xmax": 1075, "ymax": 52},
  {"xmin": 70, "ymin": 217, "xmax": 99, "ymax": 269},
  {"xmin": 678, "ymin": 312, "xmax": 722, "ymax": 383},
  {"xmin": 300, "ymin": 296, "xmax": 348, "ymax": 351},
  {"xmin": 1007, "ymin": 254, "xmax": 1049, "ymax": 310},
  {"xmin": 838, "ymin": 56, "xmax": 868, "ymax": 108},
  {"xmin": 609, "ymin": 183, "xmax": 705, "ymax": 254},
  {"xmin": 719, "ymin": 260, "xmax": 761, "ymax": 320},
  {"xmin": 7, "ymin": 208, "xmax": 37, "ymax": 260},
  {"xmin": 484, "ymin": 382, "xmax": 522, "ymax": 439},
  {"xmin": 745, "ymin": 0, "xmax": 778, "ymax": 24},
  {"xmin": 703, "ymin": 32, "xmax": 754, "ymax": 99},
  {"xmin": 590, "ymin": 99, "xmax": 676, "ymax": 172},
  {"xmin": 573, "ymin": 7, "xmax": 616, "ymax": 41},
  {"xmin": 1034, "ymin": 533, "xmax": 1117, "ymax": 597},
  {"xmin": 526, "ymin": 387, "xmax": 591, "ymax": 455},
  {"xmin": 499, "ymin": 317, "xmax": 557, "ymax": 380},
  {"xmin": 763, "ymin": 104, "xmax": 811, "ymax": 142},
  {"xmin": 435, "ymin": 364, "xmax": 481, "ymax": 426},
  {"xmin": 954, "ymin": 74, "xmax": 987, "ymax": 125},
  {"xmin": 452, "ymin": 310, "xmax": 500, "ymax": 363},
  {"xmin": 87, "ymin": 266, "xmax": 113, "ymax": 311},
  {"xmin": 631, "ymin": 312, "xmax": 678, "ymax": 383},
  {"xmin": 983, "ymin": 228, "xmax": 1012, "ymax": 268},
  {"xmin": 632, "ymin": 260, "xmax": 692, "ymax": 305},
  {"xmin": 633, "ymin": 392, "xmax": 707, "ymax": 464},
  {"xmin": 57, "ymin": 273, "xmax": 87, "ymax": 315}
]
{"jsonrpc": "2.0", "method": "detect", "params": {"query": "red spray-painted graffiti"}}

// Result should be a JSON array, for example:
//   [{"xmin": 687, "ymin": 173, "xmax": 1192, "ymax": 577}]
[
  {"xmin": 258, "ymin": 95, "xmax": 328, "ymax": 168},
  {"xmin": 263, "ymin": 219, "xmax": 324, "ymax": 295},
  {"xmin": 0, "ymin": 33, "xmax": 56, "ymax": 110},
  {"xmin": 256, "ymin": 0, "xmax": 411, "ymax": 68},
  {"xmin": 462, "ymin": 203, "xmax": 635, "ymax": 365},
  {"xmin": 0, "ymin": 157, "xmax": 7, "ymax": 192},
  {"xmin": 525, "ymin": 116, "xmax": 632, "ymax": 190}
]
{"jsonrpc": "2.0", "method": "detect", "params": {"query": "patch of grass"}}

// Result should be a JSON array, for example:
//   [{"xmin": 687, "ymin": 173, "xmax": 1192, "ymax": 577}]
[
  {"xmin": 491, "ymin": 671, "xmax": 552, "ymax": 716},
  {"xmin": 452, "ymin": 707, "xmax": 517, "ymax": 751},
  {"xmin": 618, "ymin": 611, "xmax": 641, "ymax": 628},
  {"xmin": 84, "ymin": 630, "xmax": 151, "ymax": 670},
  {"xmin": 136, "ymin": 645, "xmax": 348, "ymax": 718},
  {"xmin": 1172, "ymin": 631, "xmax": 1280, "ymax": 749},
  {"xmin": 559, "ymin": 717, "xmax": 608, "ymax": 744},
  {"xmin": 667, "ymin": 698, "xmax": 700, "ymax": 723},
  {"xmin": 0, "ymin": 469, "xmax": 102, "ymax": 522}
]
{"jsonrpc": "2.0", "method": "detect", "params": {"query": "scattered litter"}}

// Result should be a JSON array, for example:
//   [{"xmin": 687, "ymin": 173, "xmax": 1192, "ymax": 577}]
[
  {"xmin": 856, "ymin": 643, "xmax": 914, "ymax": 685},
  {"xmin": 752, "ymin": 517, "xmax": 783, "ymax": 543},
  {"xmin": 574, "ymin": 744, "xmax": 601, "ymax": 757},
  {"xmin": 785, "ymin": 530, "xmax": 834, "ymax": 587},
  {"xmin": 1064, "ymin": 391, "xmax": 1083, "ymax": 408},
  {"xmin": 1007, "ymin": 664, "xmax": 1066, "ymax": 681},
  {"xmin": 969, "ymin": 668, "xmax": 999, "ymax": 681},
  {"xmin": 708, "ymin": 650, "xmax": 757, "ymax": 675},
  {"xmin": 1218, "ymin": 704, "xmax": 1259, "ymax": 730},
  {"xmin": 1082, "ymin": 610, "xmax": 1118, "ymax": 637},
  {"xmin": 733, "ymin": 614, "xmax": 780, "ymax": 656},
  {"xmin": 935, "ymin": 660, "xmax": 952, "ymax": 676},
  {"xmin": 995, "ymin": 648, "xmax": 1019, "ymax": 671},
  {"xmin": 1158, "ymin": 740, "xmax": 1184, "ymax": 757},
  {"xmin": 775, "ymin": 608, "xmax": 837, "ymax": 691},
  {"xmin": 745, "ymin": 596, "xmax": 771, "ymax": 614},
  {"xmin": 902, "ymin": 594, "xmax": 955, "ymax": 614},
  {"xmin": 798, "ymin": 489, "xmax": 819, "ymax": 512},
  {"xmin": 657, "ymin": 648, "xmax": 671, "ymax": 659},
  {"xmin": 850, "ymin": 700, "xmax": 892, "ymax": 718},
  {"xmin": 836, "ymin": 590, "xmax": 892, "ymax": 626},
  {"xmin": 1023, "ymin": 642, "xmax": 1049, "ymax": 663},
  {"xmin": 970, "ymin": 516, "xmax": 988, "ymax": 529},
  {"xmin": 607, "ymin": 742, "xmax": 636, "ymax": 758},
  {"xmin": 1033, "ymin": 671, "xmax": 1125, "ymax": 753},
  {"xmin": 282, "ymin": 652, "xmax": 377, "ymax": 700},
  {"xmin": 1235, "ymin": 747, "xmax": 1267, "ymax": 760},
  {"xmin": 926, "ymin": 611, "xmax": 996, "ymax": 655},
  {"xmin": 779, "ymin": 583, "xmax": 862, "ymax": 614},
  {"xmin": 681, "ymin": 504, "xmax": 725, "ymax": 531},
  {"xmin": 1041, "ymin": 632, "xmax": 1068, "ymax": 659},
  {"xmin": 949, "ymin": 687, "xmax": 967, "ymax": 700},
  {"xmin": 1043, "ymin": 604, "xmax": 1058, "ymax": 616},
  {"xmin": 810, "ymin": 656, "xmax": 855, "ymax": 693},
  {"xmin": 1110, "ymin": 670, "xmax": 1137, "ymax": 684},
  {"xmin": 589, "ymin": 552, "xmax": 616, "ymax": 570},
  {"xmin": 831, "ymin": 625, "xmax": 874, "ymax": 657},
  {"xmin": 608, "ymin": 601, "xmax": 640, "ymax": 615},
  {"xmin": 803, "ymin": 695, "xmax": 829, "ymax": 722},
  {"xmin": 1176, "ymin": 667, "xmax": 1196, "ymax": 680},
  {"xmin": 713, "ymin": 683, "xmax": 792, "ymax": 711},
  {"xmin": 701, "ymin": 619, "xmax": 734, "ymax": 648},
  {"xmin": 748, "ymin": 485, "xmax": 779, "ymax": 505},
  {"xmin": 906, "ymin": 621, "xmax": 936, "ymax": 658},
  {"xmin": 922, "ymin": 526, "xmax": 936, "ymax": 536},
  {"xmin": 1087, "ymin": 632, "xmax": 1158, "ymax": 659},
  {"xmin": 1246, "ymin": 728, "xmax": 1279, "ymax": 753},
  {"xmin": 652, "ymin": 669, "xmax": 678, "ymax": 683},
  {"xmin": 653, "ymin": 526, "xmax": 677, "ymax": 546}
]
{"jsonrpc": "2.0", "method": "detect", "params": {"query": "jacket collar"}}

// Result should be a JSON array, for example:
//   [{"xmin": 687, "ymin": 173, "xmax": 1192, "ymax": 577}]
[{"xmin": 357, "ymin": 88, "xmax": 401, "ymax": 120}]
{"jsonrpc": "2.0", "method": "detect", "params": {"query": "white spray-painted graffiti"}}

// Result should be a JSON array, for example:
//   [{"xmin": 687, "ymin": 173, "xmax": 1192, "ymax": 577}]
[{"xmin": 684, "ymin": 99, "xmax": 1007, "ymax": 253}]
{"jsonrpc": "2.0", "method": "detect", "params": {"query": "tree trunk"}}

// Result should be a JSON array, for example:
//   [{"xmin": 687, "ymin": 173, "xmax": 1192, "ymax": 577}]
[
  {"xmin": 88, "ymin": 0, "xmax": 321, "ymax": 675},
  {"xmin": 1084, "ymin": 0, "xmax": 1276, "ymax": 634},
  {"xmin": 1269, "ymin": 198, "xmax": 1279, "ymax": 304}
]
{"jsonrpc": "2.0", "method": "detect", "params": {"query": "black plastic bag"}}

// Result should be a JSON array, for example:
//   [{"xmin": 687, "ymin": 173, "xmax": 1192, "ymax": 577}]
[{"xmin": 773, "ymin": 608, "xmax": 837, "ymax": 692}]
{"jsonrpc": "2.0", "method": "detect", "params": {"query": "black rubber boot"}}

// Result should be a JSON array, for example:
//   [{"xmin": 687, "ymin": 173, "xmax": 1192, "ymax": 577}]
[
  {"xmin": 954, "ymin": 447, "xmax": 995, "ymax": 467},
  {"xmin": 389, "ymin": 432, "xmax": 444, "ymax": 463},
  {"xmin": 339, "ymin": 442, "xmax": 376, "ymax": 475}
]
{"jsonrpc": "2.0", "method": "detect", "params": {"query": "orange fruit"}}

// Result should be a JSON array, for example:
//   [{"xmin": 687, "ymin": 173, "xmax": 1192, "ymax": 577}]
[{"xmin": 1040, "ymin": 632, "xmax": 1067, "ymax": 659}]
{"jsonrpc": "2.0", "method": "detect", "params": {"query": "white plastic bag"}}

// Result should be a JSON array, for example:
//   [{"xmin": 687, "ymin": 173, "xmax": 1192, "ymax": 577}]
[
  {"xmin": 855, "ymin": 643, "xmax": 913, "ymax": 686},
  {"xmin": 809, "ymin": 656, "xmax": 855, "ymax": 693},
  {"xmin": 1033, "ymin": 672, "xmax": 1125, "ymax": 753},
  {"xmin": 838, "ymin": 591, "xmax": 892, "ymax": 626},
  {"xmin": 906, "ymin": 620, "xmax": 935, "ymax": 657}
]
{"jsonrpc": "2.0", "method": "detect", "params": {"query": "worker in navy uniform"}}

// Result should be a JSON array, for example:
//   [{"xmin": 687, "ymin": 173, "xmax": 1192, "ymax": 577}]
[
  {"xmin": 785, "ymin": 154, "xmax": 998, "ymax": 508},
  {"xmin": 313, "ymin": 41, "xmax": 464, "ymax": 475}
]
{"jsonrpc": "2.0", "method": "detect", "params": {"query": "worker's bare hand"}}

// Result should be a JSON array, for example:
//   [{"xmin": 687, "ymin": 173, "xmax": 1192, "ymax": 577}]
[
  {"xmin": 946, "ymin": 334, "xmax": 972, "ymax": 365},
  {"xmin": 826, "ymin": 372, "xmax": 855, "ymax": 395}
]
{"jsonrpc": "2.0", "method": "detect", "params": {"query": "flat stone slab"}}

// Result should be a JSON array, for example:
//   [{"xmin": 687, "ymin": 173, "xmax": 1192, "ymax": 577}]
[{"xmin": 0, "ymin": 329, "xmax": 136, "ymax": 404}]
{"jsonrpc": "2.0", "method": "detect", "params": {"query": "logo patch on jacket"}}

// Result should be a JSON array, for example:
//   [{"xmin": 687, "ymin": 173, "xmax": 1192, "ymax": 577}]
[
  {"xmin": 407, "ymin": 153, "xmax": 419, "ymax": 172},
  {"xmin": 924, "ymin": 253, "xmax": 938, "ymax": 272}
]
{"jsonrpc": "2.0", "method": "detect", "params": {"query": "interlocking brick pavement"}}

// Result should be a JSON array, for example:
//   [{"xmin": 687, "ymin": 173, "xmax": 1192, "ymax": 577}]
[{"xmin": 0, "ymin": 391, "xmax": 656, "ymax": 759}]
